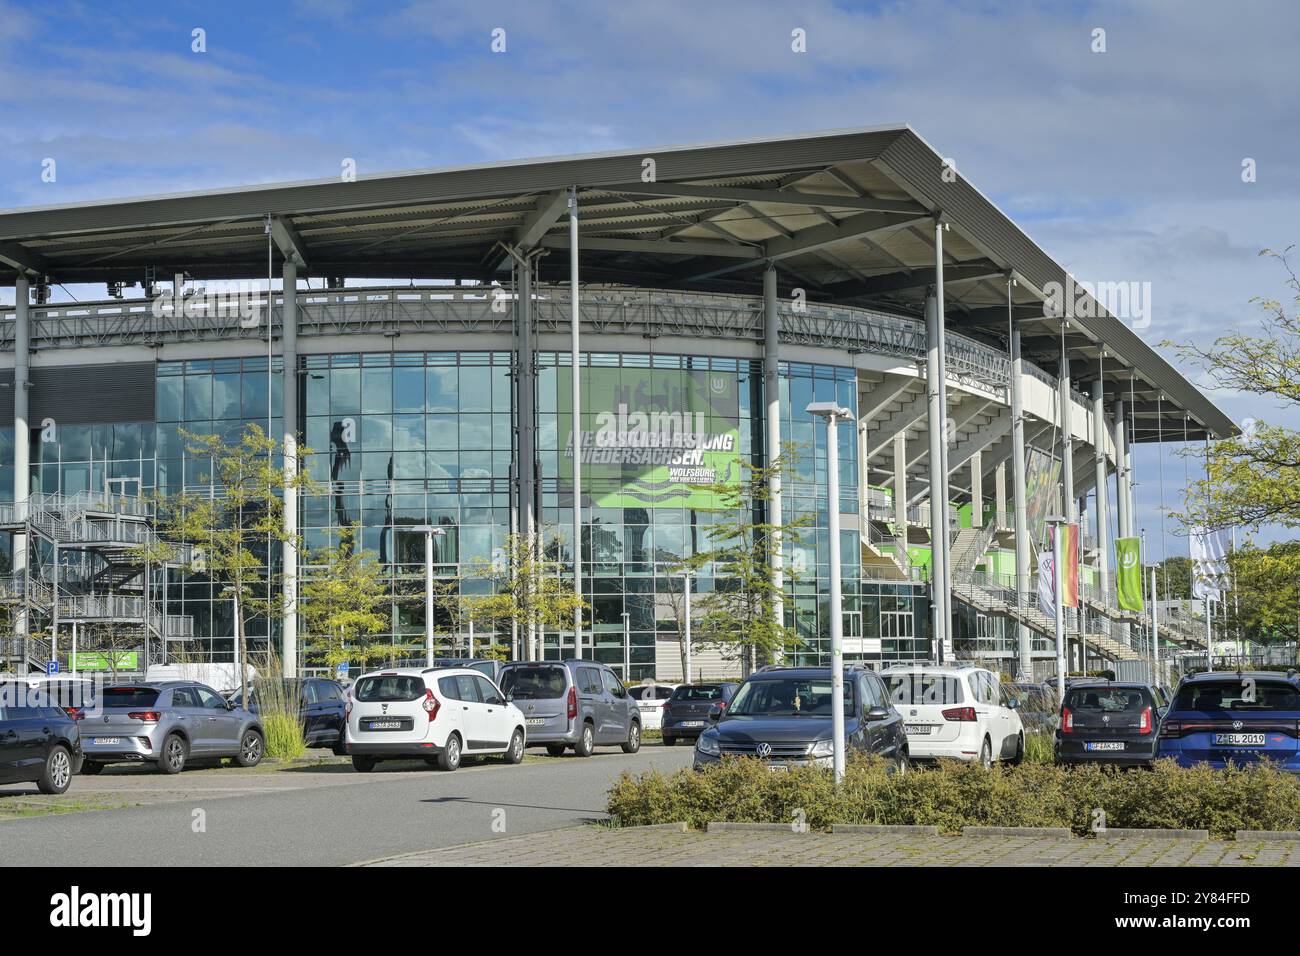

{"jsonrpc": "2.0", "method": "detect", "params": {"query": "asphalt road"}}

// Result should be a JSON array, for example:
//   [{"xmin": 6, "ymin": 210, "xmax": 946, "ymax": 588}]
[{"xmin": 0, "ymin": 743, "xmax": 695, "ymax": 866}]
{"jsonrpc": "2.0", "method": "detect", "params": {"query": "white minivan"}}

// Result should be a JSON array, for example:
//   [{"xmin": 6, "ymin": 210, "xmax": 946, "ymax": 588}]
[
  {"xmin": 882, "ymin": 665, "xmax": 1024, "ymax": 767},
  {"xmin": 345, "ymin": 667, "xmax": 526, "ymax": 772}
]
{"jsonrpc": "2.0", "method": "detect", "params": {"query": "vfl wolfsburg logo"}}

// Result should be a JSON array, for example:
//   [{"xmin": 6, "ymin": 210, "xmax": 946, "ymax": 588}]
[{"xmin": 1120, "ymin": 551, "xmax": 1138, "ymax": 569}]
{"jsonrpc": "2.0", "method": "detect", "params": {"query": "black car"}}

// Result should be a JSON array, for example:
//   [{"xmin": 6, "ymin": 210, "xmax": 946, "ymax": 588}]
[
  {"xmin": 1054, "ymin": 680, "xmax": 1165, "ymax": 766},
  {"xmin": 693, "ymin": 666, "xmax": 908, "ymax": 771},
  {"xmin": 0, "ymin": 682, "xmax": 84, "ymax": 794},
  {"xmin": 229, "ymin": 677, "xmax": 347, "ymax": 755},
  {"xmin": 1009, "ymin": 682, "xmax": 1058, "ymax": 734},
  {"xmin": 662, "ymin": 682, "xmax": 739, "ymax": 746}
]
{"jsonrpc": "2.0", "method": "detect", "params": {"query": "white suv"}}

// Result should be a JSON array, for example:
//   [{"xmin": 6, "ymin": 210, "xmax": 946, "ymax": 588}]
[
  {"xmin": 883, "ymin": 665, "xmax": 1024, "ymax": 767},
  {"xmin": 345, "ymin": 667, "xmax": 526, "ymax": 772}
]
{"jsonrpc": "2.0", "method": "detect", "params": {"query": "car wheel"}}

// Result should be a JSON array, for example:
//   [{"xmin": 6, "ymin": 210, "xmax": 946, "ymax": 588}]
[
  {"xmin": 573, "ymin": 722, "xmax": 595, "ymax": 758},
  {"xmin": 978, "ymin": 736, "xmax": 993, "ymax": 769},
  {"xmin": 504, "ymin": 728, "xmax": 525, "ymax": 764},
  {"xmin": 545, "ymin": 743, "xmax": 567, "ymax": 757},
  {"xmin": 38, "ymin": 745, "xmax": 73, "ymax": 795},
  {"xmin": 158, "ymin": 733, "xmax": 188, "ymax": 774},
  {"xmin": 1010, "ymin": 733, "xmax": 1025, "ymax": 766},
  {"xmin": 234, "ymin": 729, "xmax": 264, "ymax": 767},
  {"xmin": 80, "ymin": 760, "xmax": 105, "ymax": 776},
  {"xmin": 438, "ymin": 733, "xmax": 463, "ymax": 771},
  {"xmin": 332, "ymin": 729, "xmax": 348, "ymax": 757},
  {"xmin": 663, "ymin": 735, "xmax": 676, "ymax": 747},
  {"xmin": 351, "ymin": 755, "xmax": 376, "ymax": 773},
  {"xmin": 892, "ymin": 750, "xmax": 910, "ymax": 776},
  {"xmin": 622, "ymin": 721, "xmax": 642, "ymax": 754}
]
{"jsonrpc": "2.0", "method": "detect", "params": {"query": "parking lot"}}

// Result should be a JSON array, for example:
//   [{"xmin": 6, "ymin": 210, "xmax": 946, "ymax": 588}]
[{"xmin": 0, "ymin": 743, "xmax": 694, "ymax": 866}]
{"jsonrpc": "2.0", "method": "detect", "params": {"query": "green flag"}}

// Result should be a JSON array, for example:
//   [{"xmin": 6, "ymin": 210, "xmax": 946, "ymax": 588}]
[{"xmin": 1115, "ymin": 537, "xmax": 1144, "ymax": 611}]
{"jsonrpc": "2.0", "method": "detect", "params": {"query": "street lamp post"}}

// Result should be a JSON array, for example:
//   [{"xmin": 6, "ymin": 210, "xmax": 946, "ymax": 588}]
[
  {"xmin": 677, "ymin": 568, "xmax": 695, "ymax": 683},
  {"xmin": 1046, "ymin": 515, "xmax": 1068, "ymax": 704},
  {"xmin": 222, "ymin": 584, "xmax": 246, "ymax": 708},
  {"xmin": 621, "ymin": 611, "xmax": 630, "ymax": 681},
  {"xmin": 807, "ymin": 401, "xmax": 853, "ymax": 785},
  {"xmin": 411, "ymin": 526, "xmax": 447, "ymax": 667}
]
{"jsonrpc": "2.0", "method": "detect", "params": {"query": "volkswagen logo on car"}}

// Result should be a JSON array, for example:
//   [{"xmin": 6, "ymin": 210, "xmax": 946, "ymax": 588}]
[{"xmin": 755, "ymin": 742, "xmax": 772, "ymax": 758}]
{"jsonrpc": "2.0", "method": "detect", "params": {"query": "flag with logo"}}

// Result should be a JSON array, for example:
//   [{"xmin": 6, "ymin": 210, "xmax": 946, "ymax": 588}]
[
  {"xmin": 1038, "ymin": 542, "xmax": 1055, "ymax": 620},
  {"xmin": 1115, "ymin": 536, "xmax": 1144, "ymax": 611},
  {"xmin": 1190, "ymin": 527, "xmax": 1229, "ymax": 602},
  {"xmin": 1061, "ymin": 523, "xmax": 1079, "ymax": 608}
]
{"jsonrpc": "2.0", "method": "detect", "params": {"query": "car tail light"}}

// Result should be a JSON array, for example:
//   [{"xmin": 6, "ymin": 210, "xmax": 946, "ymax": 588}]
[
  {"xmin": 1061, "ymin": 707, "xmax": 1073, "ymax": 733},
  {"xmin": 661, "ymin": 700, "xmax": 670, "ymax": 711},
  {"xmin": 941, "ymin": 706, "xmax": 977, "ymax": 722},
  {"xmin": 567, "ymin": 685, "xmax": 578, "ymax": 719},
  {"xmin": 63, "ymin": 707, "xmax": 84, "ymax": 721},
  {"xmin": 1159, "ymin": 720, "xmax": 1182, "ymax": 739},
  {"xmin": 422, "ymin": 689, "xmax": 440, "ymax": 722},
  {"xmin": 129, "ymin": 711, "xmax": 161, "ymax": 722},
  {"xmin": 1138, "ymin": 706, "xmax": 1152, "ymax": 735}
]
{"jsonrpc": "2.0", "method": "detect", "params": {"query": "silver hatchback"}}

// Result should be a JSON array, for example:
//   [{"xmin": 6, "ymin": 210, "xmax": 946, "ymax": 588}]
[{"xmin": 80, "ymin": 682, "xmax": 265, "ymax": 775}]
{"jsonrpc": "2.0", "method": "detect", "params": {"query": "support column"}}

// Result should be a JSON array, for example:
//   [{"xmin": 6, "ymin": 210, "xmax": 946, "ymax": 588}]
[
  {"xmin": 1010, "ymin": 317, "xmax": 1032, "ymax": 676},
  {"xmin": 995, "ymin": 460, "xmax": 1008, "ymax": 531},
  {"xmin": 13, "ymin": 276, "xmax": 30, "ymax": 652},
  {"xmin": 1091, "ymin": 378, "xmax": 1111, "ymax": 603},
  {"xmin": 763, "ymin": 264, "xmax": 783, "ymax": 664},
  {"xmin": 970, "ymin": 450, "xmax": 983, "ymax": 528},
  {"xmin": 924, "ymin": 291, "xmax": 950, "ymax": 662},
  {"xmin": 516, "ymin": 257, "xmax": 537, "ymax": 658},
  {"xmin": 1059, "ymin": 354, "xmax": 1075, "ymax": 521},
  {"xmin": 281, "ymin": 260, "xmax": 298, "ymax": 678},
  {"xmin": 893, "ymin": 432, "xmax": 907, "ymax": 559},
  {"xmin": 1113, "ymin": 398, "xmax": 1132, "ymax": 647},
  {"xmin": 933, "ymin": 221, "xmax": 954, "ymax": 663},
  {"xmin": 568, "ymin": 188, "xmax": 583, "ymax": 656}
]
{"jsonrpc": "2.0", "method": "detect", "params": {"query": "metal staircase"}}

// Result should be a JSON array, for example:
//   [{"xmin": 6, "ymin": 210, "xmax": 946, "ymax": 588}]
[{"xmin": 0, "ymin": 492, "xmax": 194, "ymax": 673}]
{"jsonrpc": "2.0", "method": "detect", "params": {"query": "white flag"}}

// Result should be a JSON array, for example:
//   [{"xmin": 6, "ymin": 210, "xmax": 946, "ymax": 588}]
[
  {"xmin": 1038, "ymin": 543, "xmax": 1056, "ymax": 619},
  {"xmin": 1190, "ymin": 527, "xmax": 1229, "ymax": 602}
]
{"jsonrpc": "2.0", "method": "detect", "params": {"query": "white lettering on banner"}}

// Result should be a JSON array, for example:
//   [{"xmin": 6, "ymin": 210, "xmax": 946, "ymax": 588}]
[{"xmin": 564, "ymin": 403, "xmax": 735, "ymax": 477}]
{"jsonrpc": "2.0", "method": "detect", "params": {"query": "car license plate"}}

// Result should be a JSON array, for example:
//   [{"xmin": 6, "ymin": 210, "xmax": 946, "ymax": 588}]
[
  {"xmin": 92, "ymin": 737, "xmax": 120, "ymax": 746},
  {"xmin": 526, "ymin": 718, "xmax": 545, "ymax": 726},
  {"xmin": 1085, "ymin": 741, "xmax": 1125, "ymax": 751},
  {"xmin": 681, "ymin": 720, "xmax": 705, "ymax": 728},
  {"xmin": 905, "ymin": 723, "xmax": 932, "ymax": 735},
  {"xmin": 366, "ymin": 720, "xmax": 402, "ymax": 731},
  {"xmin": 1215, "ymin": 733, "xmax": 1266, "ymax": 746},
  {"xmin": 767, "ymin": 763, "xmax": 790, "ymax": 772}
]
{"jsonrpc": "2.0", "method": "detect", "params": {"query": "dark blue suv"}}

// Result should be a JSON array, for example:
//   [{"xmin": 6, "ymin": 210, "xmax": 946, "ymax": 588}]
[
  {"xmin": 693, "ymin": 666, "xmax": 908, "ymax": 772},
  {"xmin": 1157, "ymin": 671, "xmax": 1300, "ymax": 772}
]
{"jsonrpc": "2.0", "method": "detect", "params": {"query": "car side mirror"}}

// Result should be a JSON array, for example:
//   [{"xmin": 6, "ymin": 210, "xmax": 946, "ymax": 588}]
[
  {"xmin": 226, "ymin": 699, "xmax": 237, "ymax": 710},
  {"xmin": 1007, "ymin": 698, "xmax": 1020, "ymax": 710},
  {"xmin": 866, "ymin": 705, "xmax": 890, "ymax": 721},
  {"xmin": 708, "ymin": 703, "xmax": 725, "ymax": 723},
  {"xmin": 505, "ymin": 691, "xmax": 514, "ymax": 702}
]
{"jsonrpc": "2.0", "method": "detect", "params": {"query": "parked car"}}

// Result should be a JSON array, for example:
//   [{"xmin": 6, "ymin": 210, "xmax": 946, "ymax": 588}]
[
  {"xmin": 1009, "ymin": 681, "xmax": 1058, "ymax": 734},
  {"xmin": 1054, "ymin": 680, "xmax": 1164, "ymax": 766},
  {"xmin": 628, "ymin": 683, "xmax": 677, "ymax": 732},
  {"xmin": 0, "ymin": 681, "xmax": 83, "ymax": 794},
  {"xmin": 79, "ymin": 682, "xmax": 265, "ymax": 774},
  {"xmin": 884, "ymin": 665, "xmax": 1025, "ymax": 766},
  {"xmin": 693, "ymin": 666, "xmax": 908, "ymax": 772},
  {"xmin": 346, "ymin": 667, "xmax": 525, "ymax": 772},
  {"xmin": 228, "ymin": 677, "xmax": 347, "ymax": 755},
  {"xmin": 662, "ymin": 682, "xmax": 739, "ymax": 745},
  {"xmin": 429, "ymin": 658, "xmax": 505, "ymax": 684},
  {"xmin": 1157, "ymin": 671, "xmax": 1300, "ymax": 772},
  {"xmin": 498, "ymin": 660, "xmax": 640, "ymax": 757},
  {"xmin": 0, "ymin": 674, "xmax": 99, "ymax": 719}
]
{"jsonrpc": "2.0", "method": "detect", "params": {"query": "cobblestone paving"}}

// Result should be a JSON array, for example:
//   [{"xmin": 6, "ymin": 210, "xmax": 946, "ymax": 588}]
[{"xmin": 361, "ymin": 825, "xmax": 1300, "ymax": 867}]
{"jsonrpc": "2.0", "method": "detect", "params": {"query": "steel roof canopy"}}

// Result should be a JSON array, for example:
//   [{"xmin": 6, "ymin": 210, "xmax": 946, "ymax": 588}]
[{"xmin": 0, "ymin": 124, "xmax": 1234, "ymax": 440}]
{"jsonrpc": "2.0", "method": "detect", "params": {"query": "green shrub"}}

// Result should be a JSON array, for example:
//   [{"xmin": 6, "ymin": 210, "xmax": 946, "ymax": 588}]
[
  {"xmin": 261, "ymin": 712, "xmax": 306, "ymax": 761},
  {"xmin": 606, "ymin": 756, "xmax": 1300, "ymax": 837}
]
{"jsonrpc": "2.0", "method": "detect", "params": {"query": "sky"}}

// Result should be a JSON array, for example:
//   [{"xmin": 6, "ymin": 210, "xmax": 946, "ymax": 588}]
[{"xmin": 0, "ymin": 0, "xmax": 1295, "ymax": 557}]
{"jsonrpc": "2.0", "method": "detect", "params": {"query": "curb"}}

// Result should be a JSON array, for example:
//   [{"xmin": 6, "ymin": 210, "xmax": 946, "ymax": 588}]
[
  {"xmin": 629, "ymin": 822, "xmax": 690, "ymax": 832},
  {"xmin": 832, "ymin": 824, "xmax": 940, "ymax": 835},
  {"xmin": 1096, "ymin": 828, "xmax": 1210, "ymax": 840},
  {"xmin": 705, "ymin": 821, "xmax": 805, "ymax": 833},
  {"xmin": 963, "ymin": 826, "xmax": 1073, "ymax": 839},
  {"xmin": 1235, "ymin": 830, "xmax": 1300, "ymax": 842}
]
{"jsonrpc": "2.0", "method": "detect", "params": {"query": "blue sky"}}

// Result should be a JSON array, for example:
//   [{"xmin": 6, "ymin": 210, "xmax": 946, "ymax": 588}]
[{"xmin": 1, "ymin": 0, "xmax": 1296, "ymax": 555}]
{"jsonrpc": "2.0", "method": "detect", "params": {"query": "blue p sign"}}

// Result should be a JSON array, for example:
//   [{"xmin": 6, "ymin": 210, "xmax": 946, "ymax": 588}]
[{"xmin": 46, "ymin": 660, "xmax": 59, "ymax": 675}]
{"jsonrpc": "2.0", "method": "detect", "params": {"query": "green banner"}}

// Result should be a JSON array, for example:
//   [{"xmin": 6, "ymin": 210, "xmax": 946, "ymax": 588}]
[
  {"xmin": 1115, "ymin": 537, "xmax": 1144, "ymax": 611},
  {"xmin": 558, "ymin": 365, "xmax": 742, "ymax": 509},
  {"xmin": 70, "ymin": 651, "xmax": 139, "ymax": 671}
]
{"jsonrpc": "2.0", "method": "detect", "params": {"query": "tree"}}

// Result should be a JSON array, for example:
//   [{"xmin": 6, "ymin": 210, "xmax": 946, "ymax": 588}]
[
  {"xmin": 1225, "ymin": 541, "xmax": 1300, "ymax": 646},
  {"xmin": 300, "ymin": 524, "xmax": 389, "ymax": 671},
  {"xmin": 1175, "ymin": 247, "xmax": 1300, "ymax": 531},
  {"xmin": 1154, "ymin": 556, "xmax": 1193, "ymax": 602},
  {"xmin": 458, "ymin": 532, "xmax": 587, "ymax": 661},
  {"xmin": 687, "ymin": 445, "xmax": 808, "ymax": 673},
  {"xmin": 143, "ymin": 424, "xmax": 316, "ymax": 701}
]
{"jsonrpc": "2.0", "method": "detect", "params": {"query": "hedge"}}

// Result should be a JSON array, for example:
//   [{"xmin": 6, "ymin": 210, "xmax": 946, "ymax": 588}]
[{"xmin": 606, "ymin": 757, "xmax": 1300, "ymax": 837}]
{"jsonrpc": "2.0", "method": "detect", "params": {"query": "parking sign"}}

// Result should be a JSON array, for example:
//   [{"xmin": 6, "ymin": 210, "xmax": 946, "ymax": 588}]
[{"xmin": 45, "ymin": 660, "xmax": 59, "ymax": 676}]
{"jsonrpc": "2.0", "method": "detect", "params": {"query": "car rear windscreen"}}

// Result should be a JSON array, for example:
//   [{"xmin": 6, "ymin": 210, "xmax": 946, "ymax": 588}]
[
  {"xmin": 101, "ymin": 687, "xmax": 160, "ymax": 708},
  {"xmin": 1174, "ymin": 679, "xmax": 1300, "ymax": 712},
  {"xmin": 886, "ymin": 674, "xmax": 965, "ymax": 705},
  {"xmin": 672, "ymin": 685, "xmax": 728, "ymax": 701},
  {"xmin": 500, "ymin": 666, "xmax": 567, "ymax": 699},
  {"xmin": 354, "ymin": 675, "xmax": 426, "ymax": 702},
  {"xmin": 1065, "ymin": 687, "xmax": 1151, "ymax": 712}
]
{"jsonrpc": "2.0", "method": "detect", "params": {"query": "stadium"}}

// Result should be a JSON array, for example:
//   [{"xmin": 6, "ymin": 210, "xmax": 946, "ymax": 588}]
[{"xmin": 0, "ymin": 125, "xmax": 1235, "ymax": 682}]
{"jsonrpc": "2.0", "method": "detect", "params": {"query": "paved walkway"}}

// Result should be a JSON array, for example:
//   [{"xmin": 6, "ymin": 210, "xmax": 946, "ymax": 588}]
[{"xmin": 361, "ymin": 825, "xmax": 1300, "ymax": 867}]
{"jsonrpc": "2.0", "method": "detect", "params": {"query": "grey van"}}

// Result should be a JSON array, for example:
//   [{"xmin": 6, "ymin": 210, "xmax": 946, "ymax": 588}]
[{"xmin": 498, "ymin": 660, "xmax": 640, "ymax": 757}]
